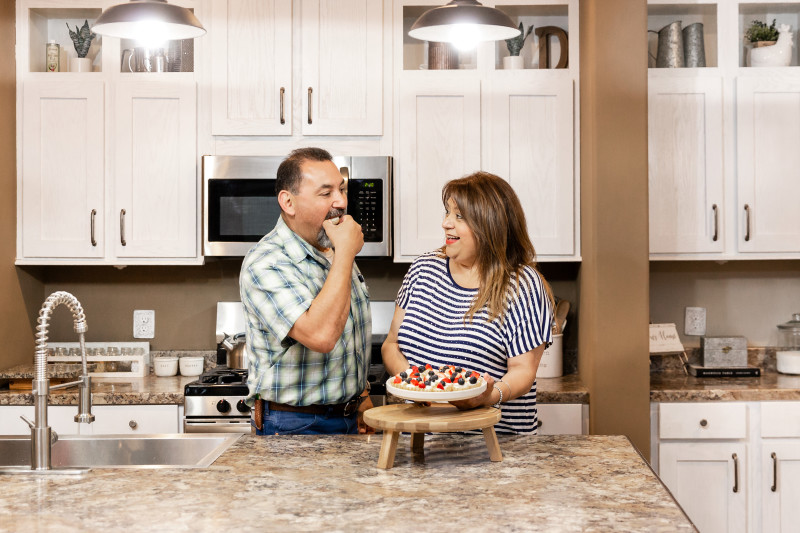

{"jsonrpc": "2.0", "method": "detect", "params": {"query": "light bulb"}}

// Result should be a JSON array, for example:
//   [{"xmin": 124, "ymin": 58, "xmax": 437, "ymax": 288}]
[
  {"xmin": 131, "ymin": 20, "xmax": 170, "ymax": 48},
  {"xmin": 449, "ymin": 24, "xmax": 479, "ymax": 51}
]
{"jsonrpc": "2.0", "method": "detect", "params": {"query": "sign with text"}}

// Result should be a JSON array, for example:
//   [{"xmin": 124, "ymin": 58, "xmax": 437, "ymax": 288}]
[{"xmin": 649, "ymin": 323, "xmax": 685, "ymax": 354}]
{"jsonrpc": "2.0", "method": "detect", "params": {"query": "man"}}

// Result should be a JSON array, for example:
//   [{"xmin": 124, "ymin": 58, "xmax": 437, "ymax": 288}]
[{"xmin": 240, "ymin": 147, "xmax": 373, "ymax": 435}]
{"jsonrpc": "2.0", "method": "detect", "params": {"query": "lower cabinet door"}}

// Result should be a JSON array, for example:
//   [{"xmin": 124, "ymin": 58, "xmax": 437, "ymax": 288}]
[
  {"xmin": 86, "ymin": 405, "xmax": 179, "ymax": 434},
  {"xmin": 762, "ymin": 440, "xmax": 800, "ymax": 533},
  {"xmin": 537, "ymin": 404, "xmax": 586, "ymax": 435},
  {"xmin": 0, "ymin": 406, "xmax": 81, "ymax": 436},
  {"xmin": 659, "ymin": 442, "xmax": 747, "ymax": 533}
]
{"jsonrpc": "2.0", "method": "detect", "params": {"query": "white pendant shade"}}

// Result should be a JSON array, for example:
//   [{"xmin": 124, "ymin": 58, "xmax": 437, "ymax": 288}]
[
  {"xmin": 408, "ymin": 0, "xmax": 519, "ymax": 43},
  {"xmin": 92, "ymin": 0, "xmax": 206, "ymax": 41}
]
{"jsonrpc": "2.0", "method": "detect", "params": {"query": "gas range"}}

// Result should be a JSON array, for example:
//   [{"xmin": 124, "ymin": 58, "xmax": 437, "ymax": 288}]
[{"xmin": 183, "ymin": 368, "xmax": 252, "ymax": 433}]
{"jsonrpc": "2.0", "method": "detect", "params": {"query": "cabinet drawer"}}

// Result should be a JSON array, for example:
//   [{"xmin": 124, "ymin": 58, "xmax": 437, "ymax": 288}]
[
  {"xmin": 761, "ymin": 401, "xmax": 800, "ymax": 438},
  {"xmin": 89, "ymin": 405, "xmax": 179, "ymax": 434},
  {"xmin": 660, "ymin": 402, "xmax": 747, "ymax": 439}
]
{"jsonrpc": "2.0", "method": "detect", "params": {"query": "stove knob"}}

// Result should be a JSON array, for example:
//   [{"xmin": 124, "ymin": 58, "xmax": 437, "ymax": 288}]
[
  {"xmin": 216, "ymin": 399, "xmax": 231, "ymax": 413},
  {"xmin": 236, "ymin": 400, "xmax": 250, "ymax": 414}
]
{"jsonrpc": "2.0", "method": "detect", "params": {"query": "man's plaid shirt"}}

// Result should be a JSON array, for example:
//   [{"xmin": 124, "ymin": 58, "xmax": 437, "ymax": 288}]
[{"xmin": 240, "ymin": 217, "xmax": 371, "ymax": 407}]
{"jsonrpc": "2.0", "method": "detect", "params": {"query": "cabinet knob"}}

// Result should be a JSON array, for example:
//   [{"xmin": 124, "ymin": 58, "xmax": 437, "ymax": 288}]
[
  {"xmin": 129, "ymin": 420, "xmax": 138, "ymax": 430},
  {"xmin": 699, "ymin": 419, "xmax": 708, "ymax": 428},
  {"xmin": 537, "ymin": 419, "xmax": 543, "ymax": 429}
]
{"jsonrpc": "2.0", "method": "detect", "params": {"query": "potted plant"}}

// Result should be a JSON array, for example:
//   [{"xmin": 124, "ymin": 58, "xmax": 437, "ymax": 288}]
[
  {"xmin": 66, "ymin": 20, "xmax": 96, "ymax": 72},
  {"xmin": 503, "ymin": 23, "xmax": 534, "ymax": 69},
  {"xmin": 744, "ymin": 19, "xmax": 794, "ymax": 67}
]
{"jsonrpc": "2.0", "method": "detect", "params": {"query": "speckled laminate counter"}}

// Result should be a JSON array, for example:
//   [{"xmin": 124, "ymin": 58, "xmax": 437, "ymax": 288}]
[
  {"xmin": 0, "ymin": 374, "xmax": 588, "ymax": 406},
  {"xmin": 0, "ymin": 434, "xmax": 693, "ymax": 532},
  {"xmin": 651, "ymin": 372, "xmax": 800, "ymax": 402}
]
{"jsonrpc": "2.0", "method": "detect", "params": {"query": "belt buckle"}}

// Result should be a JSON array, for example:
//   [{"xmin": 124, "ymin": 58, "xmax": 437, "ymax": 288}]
[{"xmin": 343, "ymin": 397, "xmax": 361, "ymax": 416}]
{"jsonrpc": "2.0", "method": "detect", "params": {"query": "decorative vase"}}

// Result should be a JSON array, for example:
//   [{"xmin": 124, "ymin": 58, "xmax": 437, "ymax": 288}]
[
  {"xmin": 70, "ymin": 57, "xmax": 92, "ymax": 72},
  {"xmin": 503, "ymin": 55, "xmax": 524, "ymax": 69},
  {"xmin": 748, "ymin": 24, "xmax": 794, "ymax": 67}
]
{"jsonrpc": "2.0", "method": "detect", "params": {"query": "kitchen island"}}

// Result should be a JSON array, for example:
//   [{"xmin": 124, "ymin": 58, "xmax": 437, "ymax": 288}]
[{"xmin": 0, "ymin": 433, "xmax": 694, "ymax": 532}]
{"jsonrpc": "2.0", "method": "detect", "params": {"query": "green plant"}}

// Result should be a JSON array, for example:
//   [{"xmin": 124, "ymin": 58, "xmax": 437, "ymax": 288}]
[
  {"xmin": 505, "ymin": 23, "xmax": 534, "ymax": 56},
  {"xmin": 66, "ymin": 20, "xmax": 96, "ymax": 58},
  {"xmin": 744, "ymin": 19, "xmax": 779, "ymax": 43}
]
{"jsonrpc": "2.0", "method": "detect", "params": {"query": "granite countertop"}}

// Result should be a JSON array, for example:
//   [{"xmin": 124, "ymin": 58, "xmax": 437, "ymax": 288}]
[
  {"xmin": 0, "ymin": 374, "xmax": 589, "ymax": 407},
  {"xmin": 651, "ymin": 372, "xmax": 800, "ymax": 402},
  {"xmin": 0, "ymin": 434, "xmax": 694, "ymax": 532}
]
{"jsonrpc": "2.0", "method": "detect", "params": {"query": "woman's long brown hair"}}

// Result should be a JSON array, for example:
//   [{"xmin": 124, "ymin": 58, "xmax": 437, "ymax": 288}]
[{"xmin": 441, "ymin": 171, "xmax": 554, "ymax": 323}]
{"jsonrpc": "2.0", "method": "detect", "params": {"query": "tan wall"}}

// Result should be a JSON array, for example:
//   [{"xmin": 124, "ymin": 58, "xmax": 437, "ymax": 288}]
[
  {"xmin": 579, "ymin": 0, "xmax": 651, "ymax": 455},
  {"xmin": 0, "ymin": 2, "xmax": 44, "ymax": 371}
]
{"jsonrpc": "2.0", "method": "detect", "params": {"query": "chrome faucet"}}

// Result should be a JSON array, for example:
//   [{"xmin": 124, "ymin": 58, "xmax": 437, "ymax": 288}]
[{"xmin": 20, "ymin": 291, "xmax": 95, "ymax": 470}]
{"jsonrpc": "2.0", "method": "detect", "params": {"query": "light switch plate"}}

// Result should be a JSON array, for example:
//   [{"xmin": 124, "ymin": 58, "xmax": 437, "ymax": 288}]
[
  {"xmin": 684, "ymin": 307, "xmax": 706, "ymax": 336},
  {"xmin": 133, "ymin": 310, "xmax": 155, "ymax": 339}
]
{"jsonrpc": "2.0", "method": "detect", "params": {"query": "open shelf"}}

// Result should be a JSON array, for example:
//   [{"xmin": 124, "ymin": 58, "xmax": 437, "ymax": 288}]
[
  {"xmin": 739, "ymin": 3, "xmax": 800, "ymax": 67},
  {"xmin": 29, "ymin": 8, "xmax": 102, "ymax": 73},
  {"xmin": 495, "ymin": 4, "xmax": 569, "ymax": 70},
  {"xmin": 119, "ymin": 38, "xmax": 194, "ymax": 73},
  {"xmin": 402, "ymin": 5, "xmax": 478, "ymax": 70},
  {"xmin": 648, "ymin": 3, "xmax": 718, "ymax": 68}
]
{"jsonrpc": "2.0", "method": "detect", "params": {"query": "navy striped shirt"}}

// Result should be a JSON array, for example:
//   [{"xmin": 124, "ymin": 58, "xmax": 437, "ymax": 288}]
[{"xmin": 396, "ymin": 252, "xmax": 553, "ymax": 434}]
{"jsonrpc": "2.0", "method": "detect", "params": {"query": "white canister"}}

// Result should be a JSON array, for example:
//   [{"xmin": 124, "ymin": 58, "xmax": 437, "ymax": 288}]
[{"xmin": 538, "ymin": 334, "xmax": 563, "ymax": 378}]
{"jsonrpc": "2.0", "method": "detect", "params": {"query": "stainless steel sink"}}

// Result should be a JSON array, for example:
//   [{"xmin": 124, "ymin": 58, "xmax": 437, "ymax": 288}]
[{"xmin": 0, "ymin": 433, "xmax": 240, "ymax": 473}]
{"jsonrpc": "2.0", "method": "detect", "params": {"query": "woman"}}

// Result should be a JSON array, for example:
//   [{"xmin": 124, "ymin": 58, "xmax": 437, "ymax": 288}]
[{"xmin": 382, "ymin": 172, "xmax": 554, "ymax": 434}]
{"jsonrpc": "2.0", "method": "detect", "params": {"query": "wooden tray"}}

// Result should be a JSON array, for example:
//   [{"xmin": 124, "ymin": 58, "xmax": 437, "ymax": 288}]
[{"xmin": 363, "ymin": 404, "xmax": 502, "ymax": 469}]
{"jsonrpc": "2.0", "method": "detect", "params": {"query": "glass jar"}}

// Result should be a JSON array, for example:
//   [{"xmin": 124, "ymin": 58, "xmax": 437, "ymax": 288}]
[{"xmin": 777, "ymin": 313, "xmax": 800, "ymax": 374}]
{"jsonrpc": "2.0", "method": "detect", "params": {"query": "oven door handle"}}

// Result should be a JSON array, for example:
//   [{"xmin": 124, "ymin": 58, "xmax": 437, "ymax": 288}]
[{"xmin": 183, "ymin": 420, "xmax": 252, "ymax": 433}]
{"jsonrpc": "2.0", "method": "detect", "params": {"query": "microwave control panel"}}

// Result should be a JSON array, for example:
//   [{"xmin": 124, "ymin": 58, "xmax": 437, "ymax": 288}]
[{"xmin": 347, "ymin": 179, "xmax": 383, "ymax": 243}]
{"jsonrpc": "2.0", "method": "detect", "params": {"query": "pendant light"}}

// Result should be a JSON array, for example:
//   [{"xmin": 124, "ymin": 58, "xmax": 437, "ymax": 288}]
[
  {"xmin": 408, "ymin": 0, "xmax": 519, "ymax": 47},
  {"xmin": 92, "ymin": 0, "xmax": 206, "ymax": 42}
]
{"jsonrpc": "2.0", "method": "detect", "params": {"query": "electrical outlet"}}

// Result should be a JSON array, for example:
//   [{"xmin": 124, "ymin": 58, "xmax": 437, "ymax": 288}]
[
  {"xmin": 685, "ymin": 307, "xmax": 707, "ymax": 336},
  {"xmin": 133, "ymin": 310, "xmax": 155, "ymax": 339}
]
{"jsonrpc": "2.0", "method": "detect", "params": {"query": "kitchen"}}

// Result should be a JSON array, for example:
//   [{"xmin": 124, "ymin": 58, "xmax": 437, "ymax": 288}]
[{"xmin": 0, "ymin": 0, "xmax": 799, "ymax": 531}]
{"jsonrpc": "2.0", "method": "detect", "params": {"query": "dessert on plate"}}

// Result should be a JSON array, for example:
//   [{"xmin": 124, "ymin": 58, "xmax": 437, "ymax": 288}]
[{"xmin": 390, "ymin": 364, "xmax": 484, "ymax": 392}]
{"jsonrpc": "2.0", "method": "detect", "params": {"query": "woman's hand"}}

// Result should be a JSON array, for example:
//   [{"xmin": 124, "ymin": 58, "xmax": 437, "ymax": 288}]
[{"xmin": 449, "ymin": 373, "xmax": 496, "ymax": 410}]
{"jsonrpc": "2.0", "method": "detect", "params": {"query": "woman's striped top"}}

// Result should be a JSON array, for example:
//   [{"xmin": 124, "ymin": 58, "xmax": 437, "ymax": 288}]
[{"xmin": 395, "ymin": 252, "xmax": 553, "ymax": 434}]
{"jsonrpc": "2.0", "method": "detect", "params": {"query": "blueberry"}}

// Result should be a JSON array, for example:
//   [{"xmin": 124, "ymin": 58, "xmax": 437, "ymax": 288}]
[
  {"xmin": 469, "ymin": 376, "xmax": 477, "ymax": 384},
  {"xmin": 400, "ymin": 371, "xmax": 407, "ymax": 379},
  {"xmin": 455, "ymin": 367, "xmax": 463, "ymax": 373},
  {"xmin": 458, "ymin": 378, "xmax": 465, "ymax": 385},
  {"xmin": 428, "ymin": 370, "xmax": 435, "ymax": 376}
]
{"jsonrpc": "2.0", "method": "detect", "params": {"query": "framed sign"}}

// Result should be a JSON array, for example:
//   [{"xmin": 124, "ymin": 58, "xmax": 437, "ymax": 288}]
[{"xmin": 649, "ymin": 323, "xmax": 684, "ymax": 354}]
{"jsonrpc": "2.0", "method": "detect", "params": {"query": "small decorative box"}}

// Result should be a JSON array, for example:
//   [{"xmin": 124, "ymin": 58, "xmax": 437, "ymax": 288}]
[{"xmin": 701, "ymin": 336, "xmax": 747, "ymax": 368}]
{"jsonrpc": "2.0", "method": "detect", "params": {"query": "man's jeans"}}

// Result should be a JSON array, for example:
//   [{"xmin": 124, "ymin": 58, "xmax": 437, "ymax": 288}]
[{"xmin": 252, "ymin": 405, "xmax": 358, "ymax": 435}]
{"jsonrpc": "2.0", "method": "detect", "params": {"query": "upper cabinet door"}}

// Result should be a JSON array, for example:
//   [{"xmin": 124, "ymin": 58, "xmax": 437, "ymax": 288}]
[
  {"xmin": 648, "ymin": 75, "xmax": 724, "ymax": 255},
  {"xmin": 21, "ymin": 80, "xmax": 105, "ymax": 259},
  {"xmin": 397, "ymin": 76, "xmax": 481, "ymax": 259},
  {"xmin": 114, "ymin": 80, "xmax": 197, "ymax": 259},
  {"xmin": 737, "ymin": 75, "xmax": 800, "ymax": 253},
  {"xmin": 211, "ymin": 0, "xmax": 292, "ymax": 135},
  {"xmin": 484, "ymin": 74, "xmax": 575, "ymax": 257},
  {"xmin": 300, "ymin": 0, "xmax": 383, "ymax": 135}
]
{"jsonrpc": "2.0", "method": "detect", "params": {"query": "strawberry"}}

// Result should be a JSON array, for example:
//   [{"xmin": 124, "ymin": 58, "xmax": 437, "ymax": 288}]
[{"xmin": 393, "ymin": 376, "xmax": 401, "ymax": 384}]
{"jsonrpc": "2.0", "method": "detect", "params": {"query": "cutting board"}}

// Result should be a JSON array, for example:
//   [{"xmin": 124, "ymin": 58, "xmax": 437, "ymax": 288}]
[{"xmin": 363, "ymin": 404, "xmax": 502, "ymax": 469}]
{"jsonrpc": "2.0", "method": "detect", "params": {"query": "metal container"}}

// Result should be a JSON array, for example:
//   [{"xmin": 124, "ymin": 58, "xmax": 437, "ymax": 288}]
[
  {"xmin": 683, "ymin": 22, "xmax": 706, "ymax": 68},
  {"xmin": 650, "ymin": 21, "xmax": 685, "ymax": 68},
  {"xmin": 701, "ymin": 336, "xmax": 747, "ymax": 367},
  {"xmin": 224, "ymin": 333, "xmax": 248, "ymax": 370},
  {"xmin": 428, "ymin": 41, "xmax": 458, "ymax": 70}
]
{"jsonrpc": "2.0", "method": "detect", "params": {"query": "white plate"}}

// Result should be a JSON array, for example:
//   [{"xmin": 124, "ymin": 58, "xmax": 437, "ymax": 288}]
[{"xmin": 385, "ymin": 378, "xmax": 487, "ymax": 402}]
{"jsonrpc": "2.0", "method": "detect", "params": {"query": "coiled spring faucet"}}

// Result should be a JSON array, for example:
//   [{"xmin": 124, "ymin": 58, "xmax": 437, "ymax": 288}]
[{"xmin": 22, "ymin": 291, "xmax": 95, "ymax": 470}]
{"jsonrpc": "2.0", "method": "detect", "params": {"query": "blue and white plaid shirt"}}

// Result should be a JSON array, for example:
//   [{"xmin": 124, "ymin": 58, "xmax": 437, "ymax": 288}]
[{"xmin": 240, "ymin": 216, "xmax": 371, "ymax": 407}]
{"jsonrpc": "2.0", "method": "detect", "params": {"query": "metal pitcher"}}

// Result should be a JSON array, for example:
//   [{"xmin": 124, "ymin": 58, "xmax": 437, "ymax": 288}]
[
  {"xmin": 649, "ymin": 21, "xmax": 684, "ymax": 68},
  {"xmin": 683, "ymin": 22, "xmax": 706, "ymax": 67},
  {"xmin": 121, "ymin": 47, "xmax": 168, "ymax": 72}
]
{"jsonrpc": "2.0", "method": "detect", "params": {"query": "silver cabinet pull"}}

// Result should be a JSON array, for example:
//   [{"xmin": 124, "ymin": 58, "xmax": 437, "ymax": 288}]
[
  {"xmin": 129, "ymin": 420, "xmax": 138, "ymax": 430},
  {"xmin": 279, "ymin": 87, "xmax": 285, "ymax": 125},
  {"xmin": 120, "ymin": 209, "xmax": 127, "ymax": 246},
  {"xmin": 732, "ymin": 453, "xmax": 739, "ymax": 493},
  {"xmin": 90, "ymin": 209, "xmax": 97, "ymax": 247},
  {"xmin": 744, "ymin": 204, "xmax": 751, "ymax": 242},
  {"xmin": 307, "ymin": 87, "xmax": 313, "ymax": 124},
  {"xmin": 771, "ymin": 452, "xmax": 777, "ymax": 492},
  {"xmin": 712, "ymin": 204, "xmax": 718, "ymax": 242}
]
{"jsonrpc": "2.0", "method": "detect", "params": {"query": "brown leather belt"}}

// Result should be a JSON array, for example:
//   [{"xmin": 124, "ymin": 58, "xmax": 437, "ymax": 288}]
[{"xmin": 255, "ymin": 397, "xmax": 362, "ymax": 418}]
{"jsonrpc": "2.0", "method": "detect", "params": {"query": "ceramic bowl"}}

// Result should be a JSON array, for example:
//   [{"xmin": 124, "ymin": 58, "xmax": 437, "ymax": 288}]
[
  {"xmin": 153, "ymin": 357, "xmax": 178, "ymax": 377},
  {"xmin": 179, "ymin": 356, "xmax": 204, "ymax": 377}
]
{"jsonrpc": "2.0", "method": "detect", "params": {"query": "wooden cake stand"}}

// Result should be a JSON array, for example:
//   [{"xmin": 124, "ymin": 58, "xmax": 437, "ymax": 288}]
[{"xmin": 363, "ymin": 403, "xmax": 503, "ymax": 469}]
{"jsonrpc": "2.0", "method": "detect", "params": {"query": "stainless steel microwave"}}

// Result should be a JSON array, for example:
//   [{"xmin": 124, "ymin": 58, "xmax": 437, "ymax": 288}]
[{"xmin": 203, "ymin": 155, "xmax": 392, "ymax": 257}]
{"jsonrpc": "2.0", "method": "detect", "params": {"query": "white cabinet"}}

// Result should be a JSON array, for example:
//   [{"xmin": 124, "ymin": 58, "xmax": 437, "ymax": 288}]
[
  {"xmin": 652, "ymin": 400, "xmax": 800, "ymax": 533},
  {"xmin": 86, "ymin": 405, "xmax": 180, "ymax": 434},
  {"xmin": 648, "ymin": 74, "xmax": 724, "ymax": 255},
  {"xmin": 736, "ymin": 75, "xmax": 800, "ymax": 254},
  {"xmin": 648, "ymin": 1, "xmax": 800, "ymax": 259},
  {"xmin": 393, "ymin": 1, "xmax": 580, "ymax": 262},
  {"xmin": 537, "ymin": 403, "xmax": 588, "ymax": 435},
  {"xmin": 15, "ymin": 1, "xmax": 201, "ymax": 265},
  {"xmin": 211, "ymin": 0, "xmax": 384, "ymax": 137},
  {"xmin": 0, "ymin": 406, "xmax": 81, "ymax": 436}
]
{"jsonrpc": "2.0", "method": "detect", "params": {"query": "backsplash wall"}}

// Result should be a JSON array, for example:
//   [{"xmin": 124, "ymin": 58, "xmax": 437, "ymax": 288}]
[{"xmin": 650, "ymin": 260, "xmax": 800, "ymax": 347}]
